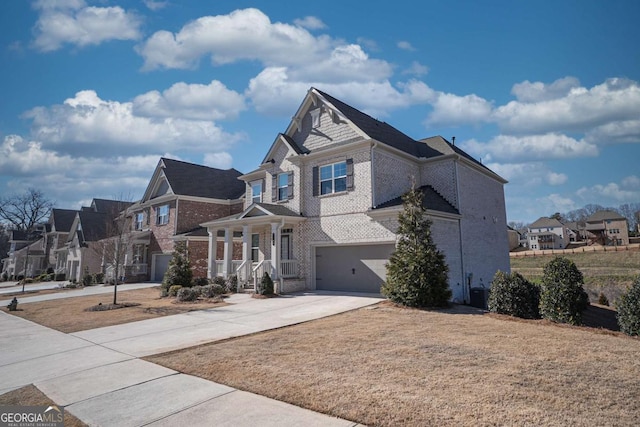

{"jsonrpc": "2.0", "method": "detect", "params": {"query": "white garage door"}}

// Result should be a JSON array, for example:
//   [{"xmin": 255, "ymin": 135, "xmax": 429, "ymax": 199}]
[
  {"xmin": 152, "ymin": 254, "xmax": 172, "ymax": 281},
  {"xmin": 315, "ymin": 244, "xmax": 395, "ymax": 293}
]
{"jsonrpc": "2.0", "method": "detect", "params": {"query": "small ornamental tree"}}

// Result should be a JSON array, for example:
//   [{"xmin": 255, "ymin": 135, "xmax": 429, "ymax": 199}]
[
  {"xmin": 487, "ymin": 271, "xmax": 540, "ymax": 319},
  {"xmin": 161, "ymin": 241, "xmax": 193, "ymax": 296},
  {"xmin": 382, "ymin": 187, "xmax": 451, "ymax": 307},
  {"xmin": 616, "ymin": 276, "xmax": 640, "ymax": 336},
  {"xmin": 539, "ymin": 257, "xmax": 589, "ymax": 325}
]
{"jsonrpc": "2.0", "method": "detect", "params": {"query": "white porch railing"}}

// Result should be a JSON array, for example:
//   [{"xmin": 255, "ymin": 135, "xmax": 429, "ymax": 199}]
[
  {"xmin": 214, "ymin": 260, "xmax": 224, "ymax": 277},
  {"xmin": 234, "ymin": 259, "xmax": 250, "ymax": 282},
  {"xmin": 280, "ymin": 259, "xmax": 299, "ymax": 278}
]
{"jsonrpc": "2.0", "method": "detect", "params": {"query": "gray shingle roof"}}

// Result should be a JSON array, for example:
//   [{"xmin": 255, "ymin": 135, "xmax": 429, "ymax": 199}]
[
  {"xmin": 50, "ymin": 209, "xmax": 78, "ymax": 232},
  {"xmin": 374, "ymin": 186, "xmax": 459, "ymax": 215},
  {"xmin": 92, "ymin": 199, "xmax": 133, "ymax": 215},
  {"xmin": 529, "ymin": 217, "xmax": 564, "ymax": 229},
  {"xmin": 77, "ymin": 211, "xmax": 108, "ymax": 242},
  {"xmin": 586, "ymin": 210, "xmax": 625, "ymax": 222},
  {"xmin": 254, "ymin": 203, "xmax": 304, "ymax": 217},
  {"xmin": 161, "ymin": 158, "xmax": 245, "ymax": 199}
]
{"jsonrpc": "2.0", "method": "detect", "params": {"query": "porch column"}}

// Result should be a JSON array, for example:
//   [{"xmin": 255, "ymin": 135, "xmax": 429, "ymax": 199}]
[
  {"xmin": 222, "ymin": 227, "xmax": 233, "ymax": 277},
  {"xmin": 242, "ymin": 225, "xmax": 251, "ymax": 281},
  {"xmin": 206, "ymin": 228, "xmax": 217, "ymax": 279},
  {"xmin": 270, "ymin": 222, "xmax": 282, "ymax": 280}
]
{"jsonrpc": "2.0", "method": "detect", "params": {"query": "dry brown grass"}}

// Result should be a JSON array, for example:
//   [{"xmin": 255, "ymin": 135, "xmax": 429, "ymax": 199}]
[
  {"xmin": 147, "ymin": 303, "xmax": 640, "ymax": 427},
  {"xmin": 1, "ymin": 287, "xmax": 228, "ymax": 333},
  {"xmin": 0, "ymin": 385, "xmax": 86, "ymax": 427}
]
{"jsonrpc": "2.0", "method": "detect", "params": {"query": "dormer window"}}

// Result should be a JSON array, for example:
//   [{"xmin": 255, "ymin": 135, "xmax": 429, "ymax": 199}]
[
  {"xmin": 310, "ymin": 108, "xmax": 321, "ymax": 128},
  {"xmin": 251, "ymin": 181, "xmax": 263, "ymax": 204}
]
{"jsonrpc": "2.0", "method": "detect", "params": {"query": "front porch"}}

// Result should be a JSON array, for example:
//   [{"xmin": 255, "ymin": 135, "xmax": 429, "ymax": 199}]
[{"xmin": 202, "ymin": 203, "xmax": 306, "ymax": 293}]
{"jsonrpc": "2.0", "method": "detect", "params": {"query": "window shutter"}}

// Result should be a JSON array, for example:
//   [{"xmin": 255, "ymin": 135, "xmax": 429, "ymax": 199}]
[
  {"xmin": 346, "ymin": 158, "xmax": 354, "ymax": 191},
  {"xmin": 271, "ymin": 173, "xmax": 277, "ymax": 202},
  {"xmin": 312, "ymin": 166, "xmax": 319, "ymax": 197},
  {"xmin": 287, "ymin": 171, "xmax": 294, "ymax": 199},
  {"xmin": 146, "ymin": 208, "xmax": 150, "ymax": 225}
]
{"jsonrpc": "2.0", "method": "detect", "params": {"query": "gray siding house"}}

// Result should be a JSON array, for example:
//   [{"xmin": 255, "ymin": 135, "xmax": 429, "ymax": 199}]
[{"xmin": 202, "ymin": 88, "xmax": 510, "ymax": 303}]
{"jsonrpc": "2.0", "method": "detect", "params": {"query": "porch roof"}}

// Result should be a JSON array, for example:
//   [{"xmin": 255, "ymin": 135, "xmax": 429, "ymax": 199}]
[{"xmin": 201, "ymin": 203, "xmax": 305, "ymax": 229}]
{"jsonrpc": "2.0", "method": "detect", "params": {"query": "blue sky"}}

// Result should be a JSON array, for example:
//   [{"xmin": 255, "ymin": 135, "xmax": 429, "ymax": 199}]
[{"xmin": 0, "ymin": 0, "xmax": 638, "ymax": 223}]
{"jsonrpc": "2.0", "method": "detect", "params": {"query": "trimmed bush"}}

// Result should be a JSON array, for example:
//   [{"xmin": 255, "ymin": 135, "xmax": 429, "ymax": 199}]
[
  {"xmin": 617, "ymin": 276, "xmax": 640, "ymax": 336},
  {"xmin": 192, "ymin": 277, "xmax": 209, "ymax": 287},
  {"xmin": 597, "ymin": 292, "xmax": 610, "ymax": 306},
  {"xmin": 488, "ymin": 271, "xmax": 540, "ymax": 319},
  {"xmin": 82, "ymin": 274, "xmax": 93, "ymax": 287},
  {"xmin": 539, "ymin": 257, "xmax": 589, "ymax": 325},
  {"xmin": 257, "ymin": 272, "xmax": 274, "ymax": 295},
  {"xmin": 225, "ymin": 274, "xmax": 238, "ymax": 293},
  {"xmin": 168, "ymin": 285, "xmax": 183, "ymax": 297},
  {"xmin": 93, "ymin": 272, "xmax": 105, "ymax": 284},
  {"xmin": 201, "ymin": 284, "xmax": 226, "ymax": 298},
  {"xmin": 211, "ymin": 276, "xmax": 226, "ymax": 286},
  {"xmin": 176, "ymin": 286, "xmax": 200, "ymax": 302},
  {"xmin": 161, "ymin": 242, "xmax": 193, "ymax": 296}
]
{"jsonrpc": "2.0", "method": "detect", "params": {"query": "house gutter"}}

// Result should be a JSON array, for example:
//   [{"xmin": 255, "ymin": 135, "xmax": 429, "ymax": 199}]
[{"xmin": 371, "ymin": 141, "xmax": 378, "ymax": 208}]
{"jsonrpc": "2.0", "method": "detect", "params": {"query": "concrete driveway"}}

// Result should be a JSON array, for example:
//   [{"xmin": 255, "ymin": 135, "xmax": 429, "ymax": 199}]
[{"xmin": 1, "ymin": 290, "xmax": 381, "ymax": 426}]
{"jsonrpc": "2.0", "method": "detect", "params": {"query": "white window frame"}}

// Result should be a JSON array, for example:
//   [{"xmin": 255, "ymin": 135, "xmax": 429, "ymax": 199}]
[
  {"xmin": 320, "ymin": 161, "xmax": 347, "ymax": 195},
  {"xmin": 251, "ymin": 181, "xmax": 262, "ymax": 204},
  {"xmin": 251, "ymin": 234, "xmax": 260, "ymax": 262},
  {"xmin": 277, "ymin": 173, "xmax": 289, "ymax": 201},
  {"xmin": 156, "ymin": 205, "xmax": 169, "ymax": 225},
  {"xmin": 134, "ymin": 213, "xmax": 144, "ymax": 231}
]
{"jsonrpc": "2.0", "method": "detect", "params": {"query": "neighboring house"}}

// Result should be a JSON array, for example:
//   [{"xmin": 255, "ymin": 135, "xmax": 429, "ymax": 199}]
[
  {"xmin": 527, "ymin": 217, "xmax": 571, "ymax": 250},
  {"xmin": 507, "ymin": 226, "xmax": 522, "ymax": 251},
  {"xmin": 585, "ymin": 210, "xmax": 629, "ymax": 246},
  {"xmin": 43, "ymin": 208, "xmax": 79, "ymax": 277},
  {"xmin": 124, "ymin": 158, "xmax": 245, "ymax": 282},
  {"xmin": 65, "ymin": 199, "xmax": 132, "ymax": 282},
  {"xmin": 202, "ymin": 88, "xmax": 510, "ymax": 302},
  {"xmin": 1, "ymin": 228, "xmax": 48, "ymax": 279}
]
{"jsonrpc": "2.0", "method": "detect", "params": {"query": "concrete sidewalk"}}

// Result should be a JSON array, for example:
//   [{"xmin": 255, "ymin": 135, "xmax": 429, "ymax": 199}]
[
  {"xmin": 0, "ymin": 282, "xmax": 159, "ymax": 305},
  {"xmin": 1, "ymin": 291, "xmax": 379, "ymax": 426}
]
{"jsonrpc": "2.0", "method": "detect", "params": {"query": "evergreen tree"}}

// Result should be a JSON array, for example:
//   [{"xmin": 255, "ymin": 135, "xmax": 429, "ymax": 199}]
[
  {"xmin": 539, "ymin": 256, "xmax": 589, "ymax": 325},
  {"xmin": 382, "ymin": 187, "xmax": 451, "ymax": 307},
  {"xmin": 161, "ymin": 241, "xmax": 193, "ymax": 296}
]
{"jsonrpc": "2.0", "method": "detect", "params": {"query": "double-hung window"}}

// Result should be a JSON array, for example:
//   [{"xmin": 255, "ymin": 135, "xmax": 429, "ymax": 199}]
[
  {"xmin": 320, "ymin": 161, "xmax": 347, "ymax": 195},
  {"xmin": 156, "ymin": 205, "xmax": 169, "ymax": 225},
  {"xmin": 277, "ymin": 173, "xmax": 289, "ymax": 201},
  {"xmin": 272, "ymin": 171, "xmax": 293, "ymax": 202},
  {"xmin": 251, "ymin": 234, "xmax": 260, "ymax": 262},
  {"xmin": 251, "ymin": 181, "xmax": 262, "ymax": 204},
  {"xmin": 134, "ymin": 213, "xmax": 144, "ymax": 230}
]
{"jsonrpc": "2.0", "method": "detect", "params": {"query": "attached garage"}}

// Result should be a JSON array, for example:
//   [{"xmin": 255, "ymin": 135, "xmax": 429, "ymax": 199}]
[
  {"xmin": 152, "ymin": 254, "xmax": 172, "ymax": 281},
  {"xmin": 315, "ymin": 244, "xmax": 395, "ymax": 293}
]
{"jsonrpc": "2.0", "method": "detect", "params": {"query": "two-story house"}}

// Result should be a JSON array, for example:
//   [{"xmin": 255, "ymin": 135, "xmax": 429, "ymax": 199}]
[
  {"xmin": 585, "ymin": 210, "xmax": 629, "ymax": 246},
  {"xmin": 1, "ymin": 228, "xmax": 47, "ymax": 279},
  {"xmin": 202, "ymin": 88, "xmax": 510, "ymax": 302},
  {"xmin": 527, "ymin": 217, "xmax": 571, "ymax": 250},
  {"xmin": 125, "ymin": 158, "xmax": 245, "ymax": 282},
  {"xmin": 44, "ymin": 208, "xmax": 78, "ymax": 278}
]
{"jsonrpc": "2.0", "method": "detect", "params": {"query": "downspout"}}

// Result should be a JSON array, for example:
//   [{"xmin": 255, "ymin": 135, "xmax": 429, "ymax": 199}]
[
  {"xmin": 279, "ymin": 217, "xmax": 285, "ymax": 293},
  {"xmin": 454, "ymin": 158, "xmax": 467, "ymax": 304},
  {"xmin": 371, "ymin": 141, "xmax": 378, "ymax": 208}
]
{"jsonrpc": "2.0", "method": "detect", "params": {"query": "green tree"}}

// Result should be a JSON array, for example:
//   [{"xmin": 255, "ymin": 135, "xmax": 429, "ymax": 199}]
[
  {"xmin": 539, "ymin": 257, "xmax": 589, "ymax": 325},
  {"xmin": 488, "ymin": 271, "xmax": 540, "ymax": 319},
  {"xmin": 382, "ymin": 187, "xmax": 451, "ymax": 307},
  {"xmin": 161, "ymin": 241, "xmax": 193, "ymax": 296},
  {"xmin": 616, "ymin": 276, "xmax": 640, "ymax": 336}
]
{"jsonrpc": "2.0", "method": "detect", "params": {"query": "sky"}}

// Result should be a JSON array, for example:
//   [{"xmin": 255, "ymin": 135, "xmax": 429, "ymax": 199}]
[{"xmin": 0, "ymin": 0, "xmax": 639, "ymax": 224}]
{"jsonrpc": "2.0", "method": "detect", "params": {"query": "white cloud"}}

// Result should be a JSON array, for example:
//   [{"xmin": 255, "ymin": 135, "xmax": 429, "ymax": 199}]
[
  {"xmin": 547, "ymin": 172, "xmax": 568, "ymax": 186},
  {"xmin": 577, "ymin": 177, "xmax": 640, "ymax": 202},
  {"xmin": 32, "ymin": 0, "xmax": 142, "ymax": 52},
  {"xmin": 585, "ymin": 119, "xmax": 640, "ymax": 145},
  {"xmin": 397, "ymin": 41, "xmax": 416, "ymax": 51},
  {"xmin": 485, "ymin": 162, "xmax": 566, "ymax": 186},
  {"xmin": 494, "ymin": 78, "xmax": 640, "ymax": 134},
  {"xmin": 293, "ymin": 16, "xmax": 326, "ymax": 30},
  {"xmin": 402, "ymin": 61, "xmax": 429, "ymax": 77},
  {"xmin": 137, "ymin": 8, "xmax": 333, "ymax": 70},
  {"xmin": 462, "ymin": 133, "xmax": 598, "ymax": 163},
  {"xmin": 511, "ymin": 77, "xmax": 580, "ymax": 102},
  {"xmin": 541, "ymin": 193, "xmax": 577, "ymax": 213},
  {"xmin": 23, "ymin": 90, "xmax": 244, "ymax": 156},
  {"xmin": 132, "ymin": 80, "xmax": 246, "ymax": 121},
  {"xmin": 143, "ymin": 0, "xmax": 168, "ymax": 11},
  {"xmin": 427, "ymin": 92, "xmax": 493, "ymax": 126},
  {"xmin": 203, "ymin": 152, "xmax": 233, "ymax": 169}
]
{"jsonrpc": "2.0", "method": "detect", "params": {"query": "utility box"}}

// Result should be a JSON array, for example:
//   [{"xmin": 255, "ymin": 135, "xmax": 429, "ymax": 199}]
[{"xmin": 470, "ymin": 287, "xmax": 489, "ymax": 309}]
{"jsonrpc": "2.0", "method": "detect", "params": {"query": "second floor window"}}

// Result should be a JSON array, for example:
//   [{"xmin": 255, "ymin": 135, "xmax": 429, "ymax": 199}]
[
  {"xmin": 272, "ymin": 171, "xmax": 294, "ymax": 202},
  {"xmin": 251, "ymin": 181, "xmax": 262, "ymax": 204},
  {"xmin": 156, "ymin": 205, "xmax": 169, "ymax": 225},
  {"xmin": 320, "ymin": 161, "xmax": 347, "ymax": 195},
  {"xmin": 134, "ymin": 213, "xmax": 144, "ymax": 230}
]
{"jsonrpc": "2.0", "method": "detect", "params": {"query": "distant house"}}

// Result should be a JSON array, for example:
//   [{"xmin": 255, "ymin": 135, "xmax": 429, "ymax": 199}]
[
  {"xmin": 123, "ymin": 158, "xmax": 245, "ymax": 282},
  {"xmin": 585, "ymin": 210, "xmax": 629, "ymax": 246},
  {"xmin": 44, "ymin": 208, "xmax": 79, "ymax": 277},
  {"xmin": 527, "ymin": 217, "xmax": 571, "ymax": 250},
  {"xmin": 507, "ymin": 226, "xmax": 522, "ymax": 250},
  {"xmin": 1, "ymin": 227, "xmax": 49, "ymax": 279},
  {"xmin": 201, "ymin": 88, "xmax": 510, "ymax": 302}
]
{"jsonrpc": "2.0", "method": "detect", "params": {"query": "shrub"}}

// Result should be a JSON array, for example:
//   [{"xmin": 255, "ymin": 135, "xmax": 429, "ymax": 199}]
[
  {"xmin": 93, "ymin": 272, "xmax": 105, "ymax": 284},
  {"xmin": 617, "ymin": 277, "xmax": 640, "ymax": 336},
  {"xmin": 46, "ymin": 267, "xmax": 54, "ymax": 275},
  {"xmin": 382, "ymin": 188, "xmax": 451, "ymax": 307},
  {"xmin": 1, "ymin": 272, "xmax": 7, "ymax": 282},
  {"xmin": 597, "ymin": 292, "xmax": 610, "ymax": 306},
  {"xmin": 225, "ymin": 274, "xmax": 238, "ymax": 293},
  {"xmin": 82, "ymin": 274, "xmax": 93, "ymax": 287},
  {"xmin": 201, "ymin": 284, "xmax": 226, "ymax": 298},
  {"xmin": 488, "ymin": 271, "xmax": 540, "ymax": 319},
  {"xmin": 168, "ymin": 285, "xmax": 183, "ymax": 297},
  {"xmin": 176, "ymin": 286, "xmax": 200, "ymax": 302},
  {"xmin": 539, "ymin": 257, "xmax": 589, "ymax": 325},
  {"xmin": 257, "ymin": 272, "xmax": 274, "ymax": 295},
  {"xmin": 161, "ymin": 242, "xmax": 193, "ymax": 296},
  {"xmin": 211, "ymin": 276, "xmax": 226, "ymax": 286},
  {"xmin": 192, "ymin": 277, "xmax": 209, "ymax": 287}
]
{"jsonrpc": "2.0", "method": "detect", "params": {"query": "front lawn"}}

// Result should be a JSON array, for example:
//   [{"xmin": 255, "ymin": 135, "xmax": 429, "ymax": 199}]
[{"xmin": 147, "ymin": 303, "xmax": 640, "ymax": 426}]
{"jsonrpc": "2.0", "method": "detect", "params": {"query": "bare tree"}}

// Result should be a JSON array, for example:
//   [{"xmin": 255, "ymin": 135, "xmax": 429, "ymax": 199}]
[
  {"xmin": 92, "ymin": 199, "xmax": 134, "ymax": 305},
  {"xmin": 0, "ymin": 188, "xmax": 54, "ymax": 231},
  {"xmin": 617, "ymin": 203, "xmax": 640, "ymax": 231}
]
